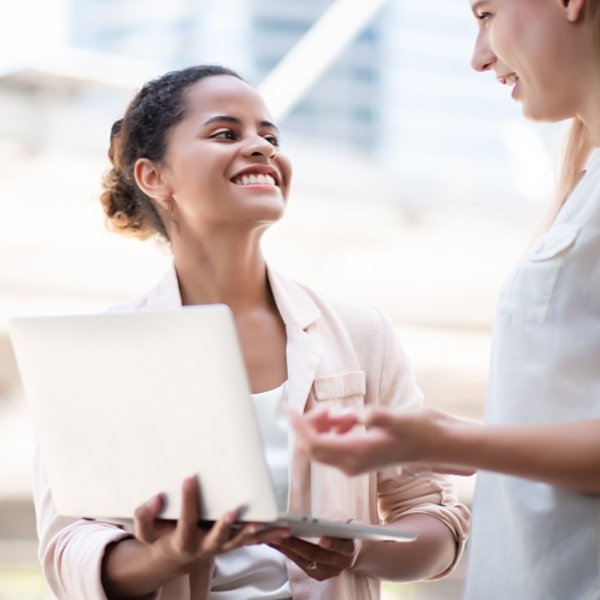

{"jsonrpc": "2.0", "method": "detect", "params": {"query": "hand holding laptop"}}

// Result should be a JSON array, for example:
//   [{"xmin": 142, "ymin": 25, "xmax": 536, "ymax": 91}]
[
  {"xmin": 103, "ymin": 475, "xmax": 292, "ymax": 598},
  {"xmin": 133, "ymin": 476, "xmax": 292, "ymax": 560},
  {"xmin": 269, "ymin": 531, "xmax": 359, "ymax": 580}
]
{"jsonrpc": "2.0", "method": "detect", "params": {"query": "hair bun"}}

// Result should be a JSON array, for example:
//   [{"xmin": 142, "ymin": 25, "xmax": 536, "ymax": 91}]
[{"xmin": 100, "ymin": 167, "xmax": 154, "ymax": 240}]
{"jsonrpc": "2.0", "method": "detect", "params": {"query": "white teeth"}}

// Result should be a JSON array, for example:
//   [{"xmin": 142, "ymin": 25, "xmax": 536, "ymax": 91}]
[
  {"xmin": 235, "ymin": 173, "xmax": 277, "ymax": 186},
  {"xmin": 503, "ymin": 74, "xmax": 518, "ymax": 86}
]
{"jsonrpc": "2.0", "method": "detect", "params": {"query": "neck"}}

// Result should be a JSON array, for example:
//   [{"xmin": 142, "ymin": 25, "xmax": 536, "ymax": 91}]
[
  {"xmin": 171, "ymin": 227, "xmax": 272, "ymax": 312},
  {"xmin": 576, "ymin": 41, "xmax": 600, "ymax": 146}
]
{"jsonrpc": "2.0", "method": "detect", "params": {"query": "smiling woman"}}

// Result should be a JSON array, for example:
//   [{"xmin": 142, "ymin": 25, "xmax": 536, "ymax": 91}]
[
  {"xmin": 31, "ymin": 64, "xmax": 469, "ymax": 600},
  {"xmin": 101, "ymin": 66, "xmax": 290, "ymax": 247},
  {"xmin": 294, "ymin": 1, "xmax": 600, "ymax": 599}
]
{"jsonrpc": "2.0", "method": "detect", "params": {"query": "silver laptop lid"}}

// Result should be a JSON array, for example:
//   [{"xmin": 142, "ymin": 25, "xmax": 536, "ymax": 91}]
[{"xmin": 10, "ymin": 306, "xmax": 279, "ymax": 522}]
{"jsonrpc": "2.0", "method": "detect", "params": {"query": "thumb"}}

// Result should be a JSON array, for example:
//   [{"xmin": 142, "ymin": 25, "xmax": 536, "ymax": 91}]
[{"xmin": 363, "ymin": 407, "xmax": 402, "ymax": 430}]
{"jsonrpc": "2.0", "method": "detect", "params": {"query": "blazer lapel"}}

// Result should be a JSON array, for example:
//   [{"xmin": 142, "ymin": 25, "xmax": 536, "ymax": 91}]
[
  {"xmin": 267, "ymin": 267, "xmax": 322, "ymax": 414},
  {"xmin": 285, "ymin": 325, "xmax": 321, "ymax": 414}
]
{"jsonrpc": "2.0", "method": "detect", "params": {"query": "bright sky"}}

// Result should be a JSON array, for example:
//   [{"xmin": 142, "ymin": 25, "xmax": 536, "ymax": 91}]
[{"xmin": 0, "ymin": 0, "xmax": 70, "ymax": 74}]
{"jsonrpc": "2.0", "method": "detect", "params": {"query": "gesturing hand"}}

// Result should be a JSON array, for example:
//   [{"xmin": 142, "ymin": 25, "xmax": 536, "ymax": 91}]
[
  {"xmin": 269, "ymin": 535, "xmax": 359, "ymax": 581},
  {"xmin": 134, "ymin": 476, "xmax": 291, "ymax": 575},
  {"xmin": 291, "ymin": 406, "xmax": 477, "ymax": 477}
]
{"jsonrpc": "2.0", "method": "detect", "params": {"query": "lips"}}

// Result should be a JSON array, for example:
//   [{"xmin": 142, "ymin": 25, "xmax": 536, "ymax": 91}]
[
  {"xmin": 497, "ymin": 73, "xmax": 519, "ymax": 86},
  {"xmin": 231, "ymin": 165, "xmax": 280, "ymax": 187}
]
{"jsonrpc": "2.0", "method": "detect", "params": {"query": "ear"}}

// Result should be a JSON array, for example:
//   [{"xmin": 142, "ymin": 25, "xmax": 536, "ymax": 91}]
[
  {"xmin": 560, "ymin": 0, "xmax": 586, "ymax": 23},
  {"xmin": 133, "ymin": 158, "xmax": 172, "ymax": 203}
]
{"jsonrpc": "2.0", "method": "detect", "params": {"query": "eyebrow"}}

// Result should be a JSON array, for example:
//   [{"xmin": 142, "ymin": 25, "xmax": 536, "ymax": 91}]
[{"xmin": 203, "ymin": 114, "xmax": 279, "ymax": 132}]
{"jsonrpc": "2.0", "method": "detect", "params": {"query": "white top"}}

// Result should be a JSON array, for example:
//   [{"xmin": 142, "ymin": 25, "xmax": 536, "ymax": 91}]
[
  {"xmin": 464, "ymin": 148, "xmax": 600, "ymax": 599},
  {"xmin": 210, "ymin": 382, "xmax": 292, "ymax": 600}
]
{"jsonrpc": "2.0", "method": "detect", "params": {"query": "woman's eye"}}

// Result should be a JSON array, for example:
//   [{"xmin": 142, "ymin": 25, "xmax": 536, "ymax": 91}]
[
  {"xmin": 477, "ymin": 11, "xmax": 492, "ymax": 22},
  {"xmin": 264, "ymin": 135, "xmax": 280, "ymax": 147},
  {"xmin": 211, "ymin": 130, "xmax": 236, "ymax": 140}
]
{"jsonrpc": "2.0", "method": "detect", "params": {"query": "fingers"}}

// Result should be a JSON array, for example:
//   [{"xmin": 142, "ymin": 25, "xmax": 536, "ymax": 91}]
[
  {"xmin": 174, "ymin": 476, "xmax": 273, "ymax": 556},
  {"xmin": 269, "ymin": 541, "xmax": 316, "ymax": 573},
  {"xmin": 290, "ymin": 410, "xmax": 317, "ymax": 449},
  {"xmin": 134, "ymin": 494, "xmax": 165, "ymax": 544},
  {"xmin": 223, "ymin": 523, "xmax": 291, "ymax": 552},
  {"xmin": 174, "ymin": 476, "xmax": 203, "ymax": 553},
  {"xmin": 318, "ymin": 536, "xmax": 355, "ymax": 555},
  {"xmin": 306, "ymin": 408, "xmax": 361, "ymax": 433},
  {"xmin": 269, "ymin": 536, "xmax": 356, "ymax": 581},
  {"xmin": 363, "ymin": 406, "xmax": 405, "ymax": 430},
  {"xmin": 202, "ymin": 508, "xmax": 240, "ymax": 552},
  {"xmin": 291, "ymin": 408, "xmax": 361, "ymax": 437},
  {"xmin": 134, "ymin": 476, "xmax": 281, "ymax": 572},
  {"xmin": 271, "ymin": 536, "xmax": 355, "ymax": 569},
  {"xmin": 327, "ymin": 411, "xmax": 362, "ymax": 434}
]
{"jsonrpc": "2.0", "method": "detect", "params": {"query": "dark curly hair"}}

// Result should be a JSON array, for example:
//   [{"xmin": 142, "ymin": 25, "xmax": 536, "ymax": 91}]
[{"xmin": 100, "ymin": 65, "xmax": 244, "ymax": 241}]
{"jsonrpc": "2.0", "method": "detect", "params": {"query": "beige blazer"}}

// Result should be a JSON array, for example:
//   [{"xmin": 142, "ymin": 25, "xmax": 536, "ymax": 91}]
[{"xmin": 34, "ymin": 265, "xmax": 469, "ymax": 600}]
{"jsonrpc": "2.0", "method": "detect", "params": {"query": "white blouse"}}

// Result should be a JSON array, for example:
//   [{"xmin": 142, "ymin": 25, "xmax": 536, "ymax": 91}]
[
  {"xmin": 210, "ymin": 382, "xmax": 292, "ymax": 600},
  {"xmin": 464, "ymin": 148, "xmax": 600, "ymax": 599}
]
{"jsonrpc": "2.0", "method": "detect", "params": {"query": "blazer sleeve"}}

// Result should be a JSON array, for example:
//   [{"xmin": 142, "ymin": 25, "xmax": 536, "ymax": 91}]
[
  {"xmin": 33, "ymin": 448, "xmax": 144, "ymax": 600},
  {"xmin": 373, "ymin": 309, "xmax": 470, "ymax": 580}
]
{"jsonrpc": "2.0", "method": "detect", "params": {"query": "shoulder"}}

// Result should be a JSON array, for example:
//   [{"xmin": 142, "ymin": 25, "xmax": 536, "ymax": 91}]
[
  {"xmin": 281, "ymin": 273, "xmax": 394, "ymax": 345},
  {"xmin": 287, "ymin": 277, "xmax": 419, "ymax": 406},
  {"xmin": 103, "ymin": 292, "xmax": 151, "ymax": 314},
  {"xmin": 320, "ymin": 292, "xmax": 390, "ymax": 339},
  {"xmin": 103, "ymin": 265, "xmax": 180, "ymax": 314}
]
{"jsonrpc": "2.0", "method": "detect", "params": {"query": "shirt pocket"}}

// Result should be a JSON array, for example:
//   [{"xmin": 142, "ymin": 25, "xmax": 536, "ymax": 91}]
[
  {"xmin": 498, "ymin": 224, "xmax": 580, "ymax": 324},
  {"xmin": 313, "ymin": 371, "xmax": 366, "ymax": 409}
]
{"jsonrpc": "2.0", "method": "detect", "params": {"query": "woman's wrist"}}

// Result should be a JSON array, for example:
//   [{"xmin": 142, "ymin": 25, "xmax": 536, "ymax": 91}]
[
  {"xmin": 432, "ymin": 412, "xmax": 482, "ymax": 468},
  {"xmin": 102, "ymin": 537, "xmax": 209, "ymax": 599},
  {"xmin": 146, "ymin": 541, "xmax": 211, "ymax": 579}
]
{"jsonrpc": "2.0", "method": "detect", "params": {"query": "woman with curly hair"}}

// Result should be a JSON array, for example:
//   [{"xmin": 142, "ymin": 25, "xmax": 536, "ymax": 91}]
[{"xmin": 33, "ymin": 65, "xmax": 469, "ymax": 599}]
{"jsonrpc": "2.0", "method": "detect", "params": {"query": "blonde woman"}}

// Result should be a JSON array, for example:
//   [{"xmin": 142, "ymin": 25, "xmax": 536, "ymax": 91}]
[{"xmin": 294, "ymin": 1, "xmax": 600, "ymax": 598}]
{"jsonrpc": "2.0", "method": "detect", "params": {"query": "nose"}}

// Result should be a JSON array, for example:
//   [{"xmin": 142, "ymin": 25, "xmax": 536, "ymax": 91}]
[
  {"xmin": 242, "ymin": 133, "xmax": 277, "ymax": 159},
  {"xmin": 471, "ymin": 30, "xmax": 496, "ymax": 72}
]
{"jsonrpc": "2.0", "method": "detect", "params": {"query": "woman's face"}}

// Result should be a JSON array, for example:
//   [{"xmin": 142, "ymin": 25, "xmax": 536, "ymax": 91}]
[
  {"xmin": 470, "ymin": 0, "xmax": 587, "ymax": 122},
  {"xmin": 158, "ymin": 75, "xmax": 292, "ymax": 238}
]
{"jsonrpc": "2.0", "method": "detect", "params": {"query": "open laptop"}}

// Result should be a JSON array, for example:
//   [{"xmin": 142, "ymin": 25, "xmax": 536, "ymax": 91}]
[{"xmin": 9, "ymin": 307, "xmax": 415, "ymax": 543}]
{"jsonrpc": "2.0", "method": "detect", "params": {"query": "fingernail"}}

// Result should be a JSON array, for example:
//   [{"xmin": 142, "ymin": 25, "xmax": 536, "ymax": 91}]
[
  {"xmin": 145, "ymin": 495, "xmax": 159, "ymax": 510},
  {"xmin": 225, "ymin": 511, "xmax": 238, "ymax": 525}
]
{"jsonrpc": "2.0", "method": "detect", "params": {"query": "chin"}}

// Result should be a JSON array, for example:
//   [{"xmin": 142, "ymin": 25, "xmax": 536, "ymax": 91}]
[
  {"xmin": 521, "ymin": 102, "xmax": 568, "ymax": 124},
  {"xmin": 248, "ymin": 200, "xmax": 287, "ymax": 225}
]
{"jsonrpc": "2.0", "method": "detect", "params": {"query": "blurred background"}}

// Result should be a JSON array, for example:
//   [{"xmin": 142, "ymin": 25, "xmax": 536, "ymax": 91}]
[{"xmin": 0, "ymin": 0, "xmax": 565, "ymax": 598}]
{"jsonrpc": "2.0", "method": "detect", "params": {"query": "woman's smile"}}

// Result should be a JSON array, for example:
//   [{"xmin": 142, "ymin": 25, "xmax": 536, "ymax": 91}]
[{"xmin": 230, "ymin": 165, "xmax": 281, "ymax": 188}]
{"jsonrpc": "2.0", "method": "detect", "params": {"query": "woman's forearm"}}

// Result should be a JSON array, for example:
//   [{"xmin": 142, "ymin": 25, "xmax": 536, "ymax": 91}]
[
  {"xmin": 441, "ymin": 418, "xmax": 600, "ymax": 494},
  {"xmin": 351, "ymin": 513, "xmax": 456, "ymax": 582},
  {"xmin": 101, "ymin": 537, "xmax": 202, "ymax": 599}
]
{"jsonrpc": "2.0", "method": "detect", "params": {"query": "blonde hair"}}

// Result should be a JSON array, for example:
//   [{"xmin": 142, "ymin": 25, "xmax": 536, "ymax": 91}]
[
  {"xmin": 556, "ymin": 119, "xmax": 592, "ymax": 204},
  {"xmin": 548, "ymin": 0, "xmax": 600, "ymax": 225}
]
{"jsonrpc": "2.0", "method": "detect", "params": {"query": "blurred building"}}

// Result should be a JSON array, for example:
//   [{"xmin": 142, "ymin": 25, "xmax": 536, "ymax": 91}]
[{"xmin": 59, "ymin": 0, "xmax": 558, "ymax": 210}]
